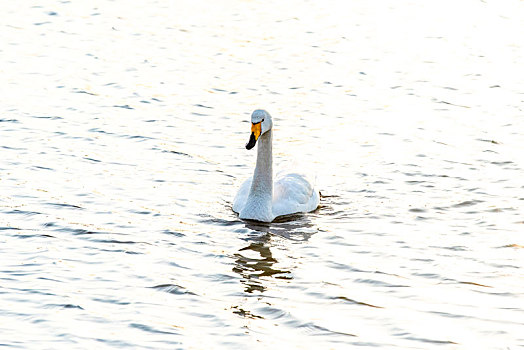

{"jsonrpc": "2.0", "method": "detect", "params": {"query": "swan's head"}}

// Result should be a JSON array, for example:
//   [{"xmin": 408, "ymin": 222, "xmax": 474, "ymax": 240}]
[{"xmin": 245, "ymin": 109, "xmax": 273, "ymax": 150}]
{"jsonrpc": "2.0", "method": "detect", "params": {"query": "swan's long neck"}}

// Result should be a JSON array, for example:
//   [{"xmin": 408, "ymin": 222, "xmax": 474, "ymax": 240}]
[{"xmin": 250, "ymin": 129, "xmax": 273, "ymax": 200}]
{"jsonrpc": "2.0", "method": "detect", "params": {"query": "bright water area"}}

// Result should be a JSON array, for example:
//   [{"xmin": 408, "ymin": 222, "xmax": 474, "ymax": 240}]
[{"xmin": 1, "ymin": 1, "xmax": 523, "ymax": 348}]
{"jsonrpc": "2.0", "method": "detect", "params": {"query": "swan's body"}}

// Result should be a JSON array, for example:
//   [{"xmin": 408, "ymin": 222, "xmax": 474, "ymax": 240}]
[{"xmin": 233, "ymin": 110, "xmax": 320, "ymax": 222}]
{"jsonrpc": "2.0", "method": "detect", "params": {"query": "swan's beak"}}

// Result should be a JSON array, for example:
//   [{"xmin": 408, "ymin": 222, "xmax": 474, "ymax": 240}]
[{"xmin": 246, "ymin": 122, "xmax": 261, "ymax": 150}]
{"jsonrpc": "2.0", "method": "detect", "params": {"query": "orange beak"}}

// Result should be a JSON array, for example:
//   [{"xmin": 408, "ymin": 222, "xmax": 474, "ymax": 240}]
[
  {"xmin": 251, "ymin": 122, "xmax": 262, "ymax": 141},
  {"xmin": 246, "ymin": 122, "xmax": 262, "ymax": 150}
]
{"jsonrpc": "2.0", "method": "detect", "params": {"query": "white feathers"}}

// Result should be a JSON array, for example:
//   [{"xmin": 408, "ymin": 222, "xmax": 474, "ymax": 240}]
[{"xmin": 272, "ymin": 171, "xmax": 320, "ymax": 218}]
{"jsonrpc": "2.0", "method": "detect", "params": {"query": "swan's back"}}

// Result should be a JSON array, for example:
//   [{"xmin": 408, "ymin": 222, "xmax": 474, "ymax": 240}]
[{"xmin": 272, "ymin": 172, "xmax": 319, "ymax": 218}]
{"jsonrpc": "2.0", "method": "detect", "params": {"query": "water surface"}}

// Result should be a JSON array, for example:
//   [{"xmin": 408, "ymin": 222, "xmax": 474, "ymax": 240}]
[{"xmin": 1, "ymin": 0, "xmax": 523, "ymax": 348}]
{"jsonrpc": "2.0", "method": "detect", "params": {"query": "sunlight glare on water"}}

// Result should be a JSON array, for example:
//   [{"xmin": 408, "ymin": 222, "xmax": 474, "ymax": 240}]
[{"xmin": 1, "ymin": 0, "xmax": 523, "ymax": 348}]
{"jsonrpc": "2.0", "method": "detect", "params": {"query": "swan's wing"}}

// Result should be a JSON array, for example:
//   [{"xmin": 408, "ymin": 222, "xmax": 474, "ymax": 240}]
[
  {"xmin": 273, "ymin": 172, "xmax": 319, "ymax": 217},
  {"xmin": 232, "ymin": 176, "xmax": 252, "ymax": 213}
]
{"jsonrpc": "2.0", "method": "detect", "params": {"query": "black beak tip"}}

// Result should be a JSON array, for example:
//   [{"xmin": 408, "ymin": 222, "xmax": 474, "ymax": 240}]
[{"xmin": 245, "ymin": 133, "xmax": 257, "ymax": 150}]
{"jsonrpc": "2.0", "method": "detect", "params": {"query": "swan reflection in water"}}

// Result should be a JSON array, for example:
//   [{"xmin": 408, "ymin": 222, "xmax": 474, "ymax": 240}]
[{"xmin": 233, "ymin": 214, "xmax": 318, "ymax": 293}]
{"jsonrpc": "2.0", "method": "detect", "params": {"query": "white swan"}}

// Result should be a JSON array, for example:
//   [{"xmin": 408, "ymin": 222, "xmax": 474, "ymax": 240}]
[{"xmin": 233, "ymin": 109, "xmax": 320, "ymax": 222}]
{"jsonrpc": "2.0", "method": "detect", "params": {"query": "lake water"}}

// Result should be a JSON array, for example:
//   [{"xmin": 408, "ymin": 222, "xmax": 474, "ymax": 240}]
[{"xmin": 1, "ymin": 0, "xmax": 523, "ymax": 348}]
